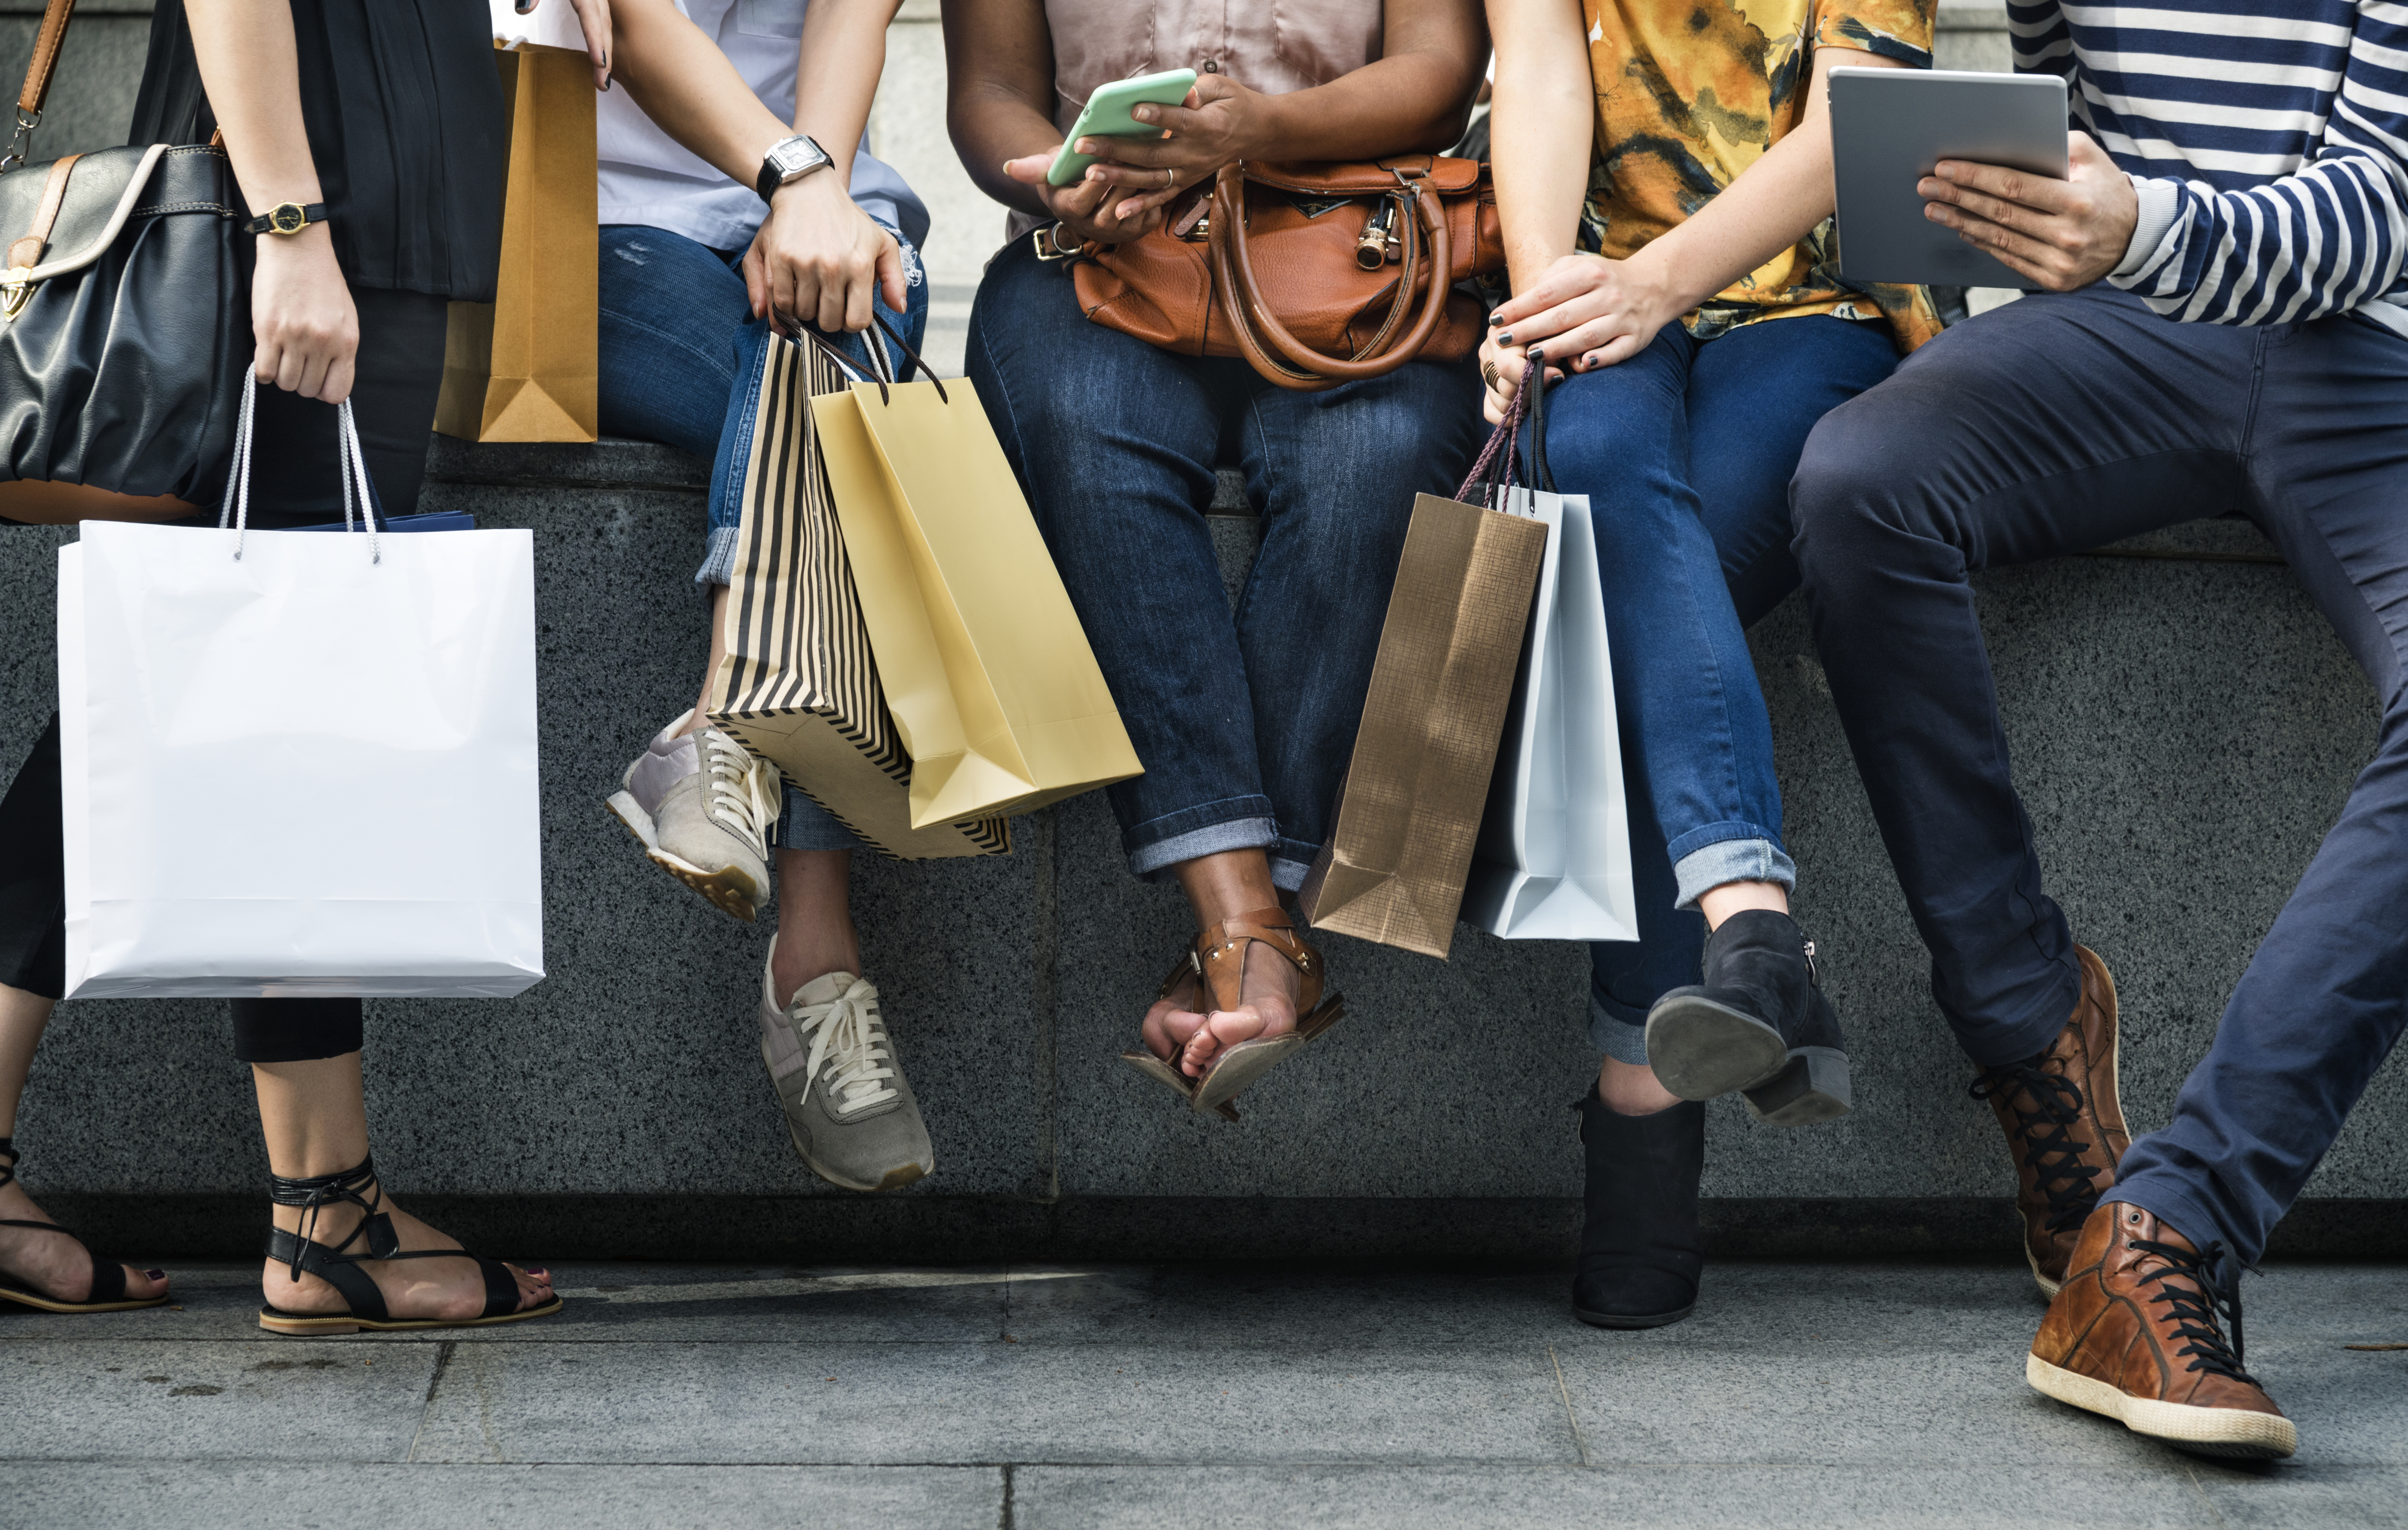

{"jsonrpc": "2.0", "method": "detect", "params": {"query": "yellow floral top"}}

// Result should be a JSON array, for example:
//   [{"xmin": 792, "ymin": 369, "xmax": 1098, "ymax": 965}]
[{"xmin": 1579, "ymin": 0, "xmax": 1941, "ymax": 351}]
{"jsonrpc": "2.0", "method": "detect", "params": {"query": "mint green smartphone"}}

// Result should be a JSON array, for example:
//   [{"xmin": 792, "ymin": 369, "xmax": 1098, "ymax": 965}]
[{"xmin": 1045, "ymin": 68, "xmax": 1199, "ymax": 187}]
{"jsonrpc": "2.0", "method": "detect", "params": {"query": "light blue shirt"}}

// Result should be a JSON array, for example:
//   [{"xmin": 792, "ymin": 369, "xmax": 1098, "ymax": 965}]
[{"xmin": 595, "ymin": 0, "xmax": 930, "ymax": 252}]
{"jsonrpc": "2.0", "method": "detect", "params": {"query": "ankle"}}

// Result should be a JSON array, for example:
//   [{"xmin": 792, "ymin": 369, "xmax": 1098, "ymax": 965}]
[
  {"xmin": 1598, "ymin": 1059, "xmax": 1681, "ymax": 1116},
  {"xmin": 1697, "ymin": 879, "xmax": 1790, "ymax": 931},
  {"xmin": 770, "ymin": 926, "xmax": 864, "ymax": 1000}
]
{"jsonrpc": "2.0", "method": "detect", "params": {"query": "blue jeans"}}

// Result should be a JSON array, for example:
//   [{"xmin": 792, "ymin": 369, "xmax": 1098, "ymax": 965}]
[
  {"xmin": 597, "ymin": 221, "xmax": 929, "ymax": 852},
  {"xmin": 966, "ymin": 239, "xmax": 1485, "ymax": 885},
  {"xmin": 1793, "ymin": 286, "xmax": 2408, "ymax": 1265},
  {"xmin": 1533, "ymin": 315, "xmax": 1898, "ymax": 1063}
]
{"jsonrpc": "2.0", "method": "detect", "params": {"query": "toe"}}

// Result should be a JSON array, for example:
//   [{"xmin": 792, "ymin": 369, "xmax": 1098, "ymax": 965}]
[{"xmin": 123, "ymin": 1266, "xmax": 169, "ymax": 1301}]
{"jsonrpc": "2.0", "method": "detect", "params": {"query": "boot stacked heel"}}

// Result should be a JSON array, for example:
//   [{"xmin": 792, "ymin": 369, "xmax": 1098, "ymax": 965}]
[{"xmin": 1644, "ymin": 909, "xmax": 1851, "ymax": 1126}]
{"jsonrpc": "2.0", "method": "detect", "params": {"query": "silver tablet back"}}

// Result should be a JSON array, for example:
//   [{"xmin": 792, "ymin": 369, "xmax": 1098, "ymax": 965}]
[{"xmin": 1829, "ymin": 67, "xmax": 2068, "ymax": 290}]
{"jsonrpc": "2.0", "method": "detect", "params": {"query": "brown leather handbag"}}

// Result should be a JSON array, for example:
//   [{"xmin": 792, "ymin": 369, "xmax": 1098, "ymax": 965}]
[{"xmin": 1051, "ymin": 154, "xmax": 1502, "ymax": 392}]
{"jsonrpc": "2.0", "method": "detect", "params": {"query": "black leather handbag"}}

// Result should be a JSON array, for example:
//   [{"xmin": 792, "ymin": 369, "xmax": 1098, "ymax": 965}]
[{"xmin": 0, "ymin": 0, "xmax": 248, "ymax": 500}]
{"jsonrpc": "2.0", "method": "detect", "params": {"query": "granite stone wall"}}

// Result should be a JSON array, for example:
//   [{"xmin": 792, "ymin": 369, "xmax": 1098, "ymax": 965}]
[
  {"xmin": 4, "ymin": 439, "xmax": 2401, "ymax": 1261},
  {"xmin": 2, "ymin": 1, "xmax": 2399, "ymax": 1262}
]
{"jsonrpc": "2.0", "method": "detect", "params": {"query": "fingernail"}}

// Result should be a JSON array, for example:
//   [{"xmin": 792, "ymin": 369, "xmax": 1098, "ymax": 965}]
[
  {"xmin": 1487, "ymin": 313, "xmax": 1502, "ymax": 326},
  {"xmin": 1497, "ymin": 331, "xmax": 1513, "ymax": 345}
]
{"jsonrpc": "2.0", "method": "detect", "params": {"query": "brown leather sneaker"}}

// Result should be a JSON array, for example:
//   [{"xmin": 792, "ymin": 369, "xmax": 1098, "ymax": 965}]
[
  {"xmin": 1971, "ymin": 945, "xmax": 2131, "ymax": 1296},
  {"xmin": 2029, "ymin": 1202, "xmax": 2296, "ymax": 1459}
]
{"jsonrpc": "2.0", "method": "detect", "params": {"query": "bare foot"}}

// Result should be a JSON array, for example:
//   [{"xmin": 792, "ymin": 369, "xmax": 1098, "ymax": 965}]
[
  {"xmin": 1141, "ymin": 968, "xmax": 1209, "ymax": 1069},
  {"xmin": 0, "ymin": 1174, "xmax": 167, "ymax": 1304},
  {"xmin": 1179, "ymin": 944, "xmax": 1301, "ymax": 1079},
  {"xmin": 261, "ymin": 1178, "xmax": 551, "ymax": 1322}
]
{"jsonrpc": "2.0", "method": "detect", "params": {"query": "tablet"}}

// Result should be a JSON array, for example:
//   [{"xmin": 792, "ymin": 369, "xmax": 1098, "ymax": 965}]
[{"xmin": 1828, "ymin": 67, "xmax": 2069, "ymax": 289}]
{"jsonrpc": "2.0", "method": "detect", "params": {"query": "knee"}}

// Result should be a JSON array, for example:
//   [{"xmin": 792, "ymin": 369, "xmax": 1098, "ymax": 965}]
[{"xmin": 1787, "ymin": 390, "xmax": 1938, "ymax": 578}]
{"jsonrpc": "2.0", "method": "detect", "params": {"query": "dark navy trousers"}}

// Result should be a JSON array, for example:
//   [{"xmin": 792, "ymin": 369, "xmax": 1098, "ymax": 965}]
[{"xmin": 1791, "ymin": 285, "xmax": 2408, "ymax": 1266}]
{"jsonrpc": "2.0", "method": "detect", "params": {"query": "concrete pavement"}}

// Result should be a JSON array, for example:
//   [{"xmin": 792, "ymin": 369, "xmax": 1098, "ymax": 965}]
[{"xmin": 3, "ymin": 1259, "xmax": 2402, "ymax": 1527}]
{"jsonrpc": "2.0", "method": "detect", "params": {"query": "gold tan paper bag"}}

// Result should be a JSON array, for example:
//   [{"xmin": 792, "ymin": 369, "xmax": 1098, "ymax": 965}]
[
  {"xmin": 434, "ymin": 45, "xmax": 597, "ymax": 443},
  {"xmin": 1296, "ymin": 485, "xmax": 1549, "ymax": 960},
  {"xmin": 810, "ymin": 367, "xmax": 1143, "ymax": 828},
  {"xmin": 707, "ymin": 332, "xmax": 1008, "ymax": 859}
]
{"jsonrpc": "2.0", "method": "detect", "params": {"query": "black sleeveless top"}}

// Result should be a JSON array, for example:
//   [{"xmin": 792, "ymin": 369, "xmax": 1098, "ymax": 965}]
[{"xmin": 129, "ymin": 1, "xmax": 507, "ymax": 303}]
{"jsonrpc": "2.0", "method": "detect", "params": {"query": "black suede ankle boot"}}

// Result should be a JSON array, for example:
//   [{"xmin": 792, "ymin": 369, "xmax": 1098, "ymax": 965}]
[
  {"xmin": 1573, "ymin": 1087, "xmax": 1705, "ymax": 1328},
  {"xmin": 1643, "ymin": 909, "xmax": 1851, "ymax": 1125}
]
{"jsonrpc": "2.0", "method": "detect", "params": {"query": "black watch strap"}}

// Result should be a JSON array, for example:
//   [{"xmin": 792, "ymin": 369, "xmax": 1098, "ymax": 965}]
[{"xmin": 243, "ymin": 201, "xmax": 328, "ymax": 237}]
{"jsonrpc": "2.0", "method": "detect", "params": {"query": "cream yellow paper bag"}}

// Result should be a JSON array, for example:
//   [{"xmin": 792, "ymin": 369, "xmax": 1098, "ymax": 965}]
[{"xmin": 810, "ymin": 371, "xmax": 1141, "ymax": 828}]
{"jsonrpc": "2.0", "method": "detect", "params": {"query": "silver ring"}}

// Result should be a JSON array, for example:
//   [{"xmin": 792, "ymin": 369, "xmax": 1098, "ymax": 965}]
[{"xmin": 1163, "ymin": 167, "xmax": 1175, "ymax": 190}]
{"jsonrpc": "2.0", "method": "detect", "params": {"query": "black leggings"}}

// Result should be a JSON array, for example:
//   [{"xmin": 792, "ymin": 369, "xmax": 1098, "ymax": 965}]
[{"xmin": 0, "ymin": 286, "xmax": 448, "ymax": 1063}]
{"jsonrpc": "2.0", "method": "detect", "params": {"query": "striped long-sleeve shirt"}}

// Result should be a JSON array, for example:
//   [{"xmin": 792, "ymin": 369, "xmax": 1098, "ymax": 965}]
[{"xmin": 2009, "ymin": 0, "xmax": 2408, "ymax": 332}]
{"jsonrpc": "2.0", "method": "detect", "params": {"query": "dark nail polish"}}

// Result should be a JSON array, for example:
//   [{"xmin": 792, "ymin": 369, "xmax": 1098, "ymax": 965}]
[
  {"xmin": 1487, "ymin": 313, "xmax": 1502, "ymax": 326},
  {"xmin": 524, "ymin": 1266, "xmax": 548, "ymax": 1277},
  {"xmin": 1497, "ymin": 331, "xmax": 1513, "ymax": 345},
  {"xmin": 144, "ymin": 1269, "xmax": 166, "ymax": 1280}
]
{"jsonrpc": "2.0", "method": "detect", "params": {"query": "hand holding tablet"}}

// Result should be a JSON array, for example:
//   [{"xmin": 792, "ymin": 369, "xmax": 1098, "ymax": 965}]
[{"xmin": 1829, "ymin": 67, "xmax": 2134, "ymax": 292}]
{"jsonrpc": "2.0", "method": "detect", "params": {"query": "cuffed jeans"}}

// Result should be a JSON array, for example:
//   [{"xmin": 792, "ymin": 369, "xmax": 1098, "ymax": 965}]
[
  {"xmin": 1539, "ymin": 315, "xmax": 1898, "ymax": 1062},
  {"xmin": 965, "ymin": 239, "xmax": 1484, "ymax": 886},
  {"xmin": 597, "ymin": 221, "xmax": 929, "ymax": 852},
  {"xmin": 1791, "ymin": 285, "xmax": 2408, "ymax": 1266}
]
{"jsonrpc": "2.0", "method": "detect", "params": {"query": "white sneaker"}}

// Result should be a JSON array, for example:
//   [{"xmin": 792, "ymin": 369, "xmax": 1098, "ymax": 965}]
[
  {"xmin": 606, "ymin": 712, "xmax": 781, "ymax": 922},
  {"xmin": 759, "ymin": 959, "xmax": 935, "ymax": 1193}
]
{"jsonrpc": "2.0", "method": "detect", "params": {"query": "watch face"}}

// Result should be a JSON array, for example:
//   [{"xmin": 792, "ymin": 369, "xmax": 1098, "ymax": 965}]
[
  {"xmin": 270, "ymin": 203, "xmax": 307, "ymax": 234},
  {"xmin": 773, "ymin": 139, "xmax": 826, "ymax": 177}
]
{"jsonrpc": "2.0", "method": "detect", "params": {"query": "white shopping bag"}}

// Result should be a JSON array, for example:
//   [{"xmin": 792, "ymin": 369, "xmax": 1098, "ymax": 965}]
[
  {"xmin": 57, "ymin": 380, "xmax": 544, "ymax": 998},
  {"xmin": 490, "ymin": 0, "xmax": 589, "ymax": 52},
  {"xmin": 1460, "ymin": 477, "xmax": 1639, "ymax": 944}
]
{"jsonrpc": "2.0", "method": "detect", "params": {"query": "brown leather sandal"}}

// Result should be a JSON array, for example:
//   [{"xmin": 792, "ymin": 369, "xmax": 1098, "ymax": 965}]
[{"xmin": 1118, "ymin": 907, "xmax": 1346, "ymax": 1120}]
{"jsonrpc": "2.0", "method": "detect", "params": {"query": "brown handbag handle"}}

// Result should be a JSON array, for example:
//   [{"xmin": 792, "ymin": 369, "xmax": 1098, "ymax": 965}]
[
  {"xmin": 6, "ymin": 0, "xmax": 77, "ymax": 169},
  {"xmin": 1210, "ymin": 164, "xmax": 1453, "ymax": 392}
]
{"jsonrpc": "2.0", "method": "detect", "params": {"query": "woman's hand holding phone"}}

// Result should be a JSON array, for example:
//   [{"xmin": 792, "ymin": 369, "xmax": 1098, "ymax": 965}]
[
  {"xmin": 1000, "ymin": 73, "xmax": 1268, "ymax": 241},
  {"xmin": 1001, "ymin": 153, "xmax": 1166, "ymax": 243},
  {"xmin": 1079, "ymin": 74, "xmax": 1264, "ymax": 219}
]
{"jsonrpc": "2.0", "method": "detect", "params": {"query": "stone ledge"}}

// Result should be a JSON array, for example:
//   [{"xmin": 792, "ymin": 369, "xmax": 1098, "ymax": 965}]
[
  {"xmin": 425, "ymin": 434, "xmax": 2278, "ymax": 560},
  {"xmin": 38, "ymin": 1194, "xmax": 2407, "ymax": 1263}
]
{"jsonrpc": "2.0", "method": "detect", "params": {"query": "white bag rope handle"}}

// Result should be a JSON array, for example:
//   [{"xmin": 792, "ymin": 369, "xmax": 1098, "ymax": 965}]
[{"xmin": 215, "ymin": 371, "xmax": 381, "ymax": 564}]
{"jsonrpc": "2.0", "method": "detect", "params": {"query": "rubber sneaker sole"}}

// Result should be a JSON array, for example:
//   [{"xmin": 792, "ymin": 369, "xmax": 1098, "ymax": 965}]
[
  {"xmin": 1740, "ymin": 1046, "xmax": 1852, "ymax": 1127},
  {"xmin": 1646, "ymin": 992, "xmax": 1790, "ymax": 1101},
  {"xmin": 2027, "ymin": 1353, "xmax": 2297, "ymax": 1459},
  {"xmin": 2028, "ymin": 1249, "xmax": 2063, "ymax": 1301},
  {"xmin": 606, "ymin": 791, "xmax": 763, "ymax": 923},
  {"xmin": 780, "ymin": 1114, "xmax": 931, "ymax": 1193}
]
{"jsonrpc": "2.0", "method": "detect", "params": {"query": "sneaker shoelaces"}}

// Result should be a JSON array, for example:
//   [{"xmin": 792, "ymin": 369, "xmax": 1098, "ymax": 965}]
[
  {"xmin": 700, "ymin": 729, "xmax": 780, "ymax": 859},
  {"xmin": 791, "ymin": 978, "xmax": 900, "ymax": 1119}
]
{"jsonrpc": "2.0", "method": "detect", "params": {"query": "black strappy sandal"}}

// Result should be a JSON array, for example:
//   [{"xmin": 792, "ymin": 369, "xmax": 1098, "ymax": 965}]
[
  {"xmin": 0, "ymin": 1137, "xmax": 168, "ymax": 1315},
  {"xmin": 259, "ymin": 1155, "xmax": 562, "ymax": 1336}
]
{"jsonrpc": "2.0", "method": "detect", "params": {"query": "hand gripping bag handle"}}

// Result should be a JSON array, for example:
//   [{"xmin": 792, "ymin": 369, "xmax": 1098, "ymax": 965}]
[{"xmin": 216, "ymin": 373, "xmax": 383, "ymax": 563}]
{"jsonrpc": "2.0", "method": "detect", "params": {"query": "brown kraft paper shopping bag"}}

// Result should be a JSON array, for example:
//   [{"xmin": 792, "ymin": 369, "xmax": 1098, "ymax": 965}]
[
  {"xmin": 434, "ymin": 45, "xmax": 597, "ymax": 443},
  {"xmin": 707, "ymin": 329, "xmax": 1008, "ymax": 859},
  {"xmin": 1296, "ymin": 404, "xmax": 1550, "ymax": 958}
]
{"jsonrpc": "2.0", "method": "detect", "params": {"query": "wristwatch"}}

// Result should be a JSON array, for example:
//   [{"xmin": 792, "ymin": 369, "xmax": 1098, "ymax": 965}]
[
  {"xmin": 756, "ymin": 134, "xmax": 834, "ymax": 204},
  {"xmin": 243, "ymin": 201, "xmax": 328, "ymax": 237}
]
